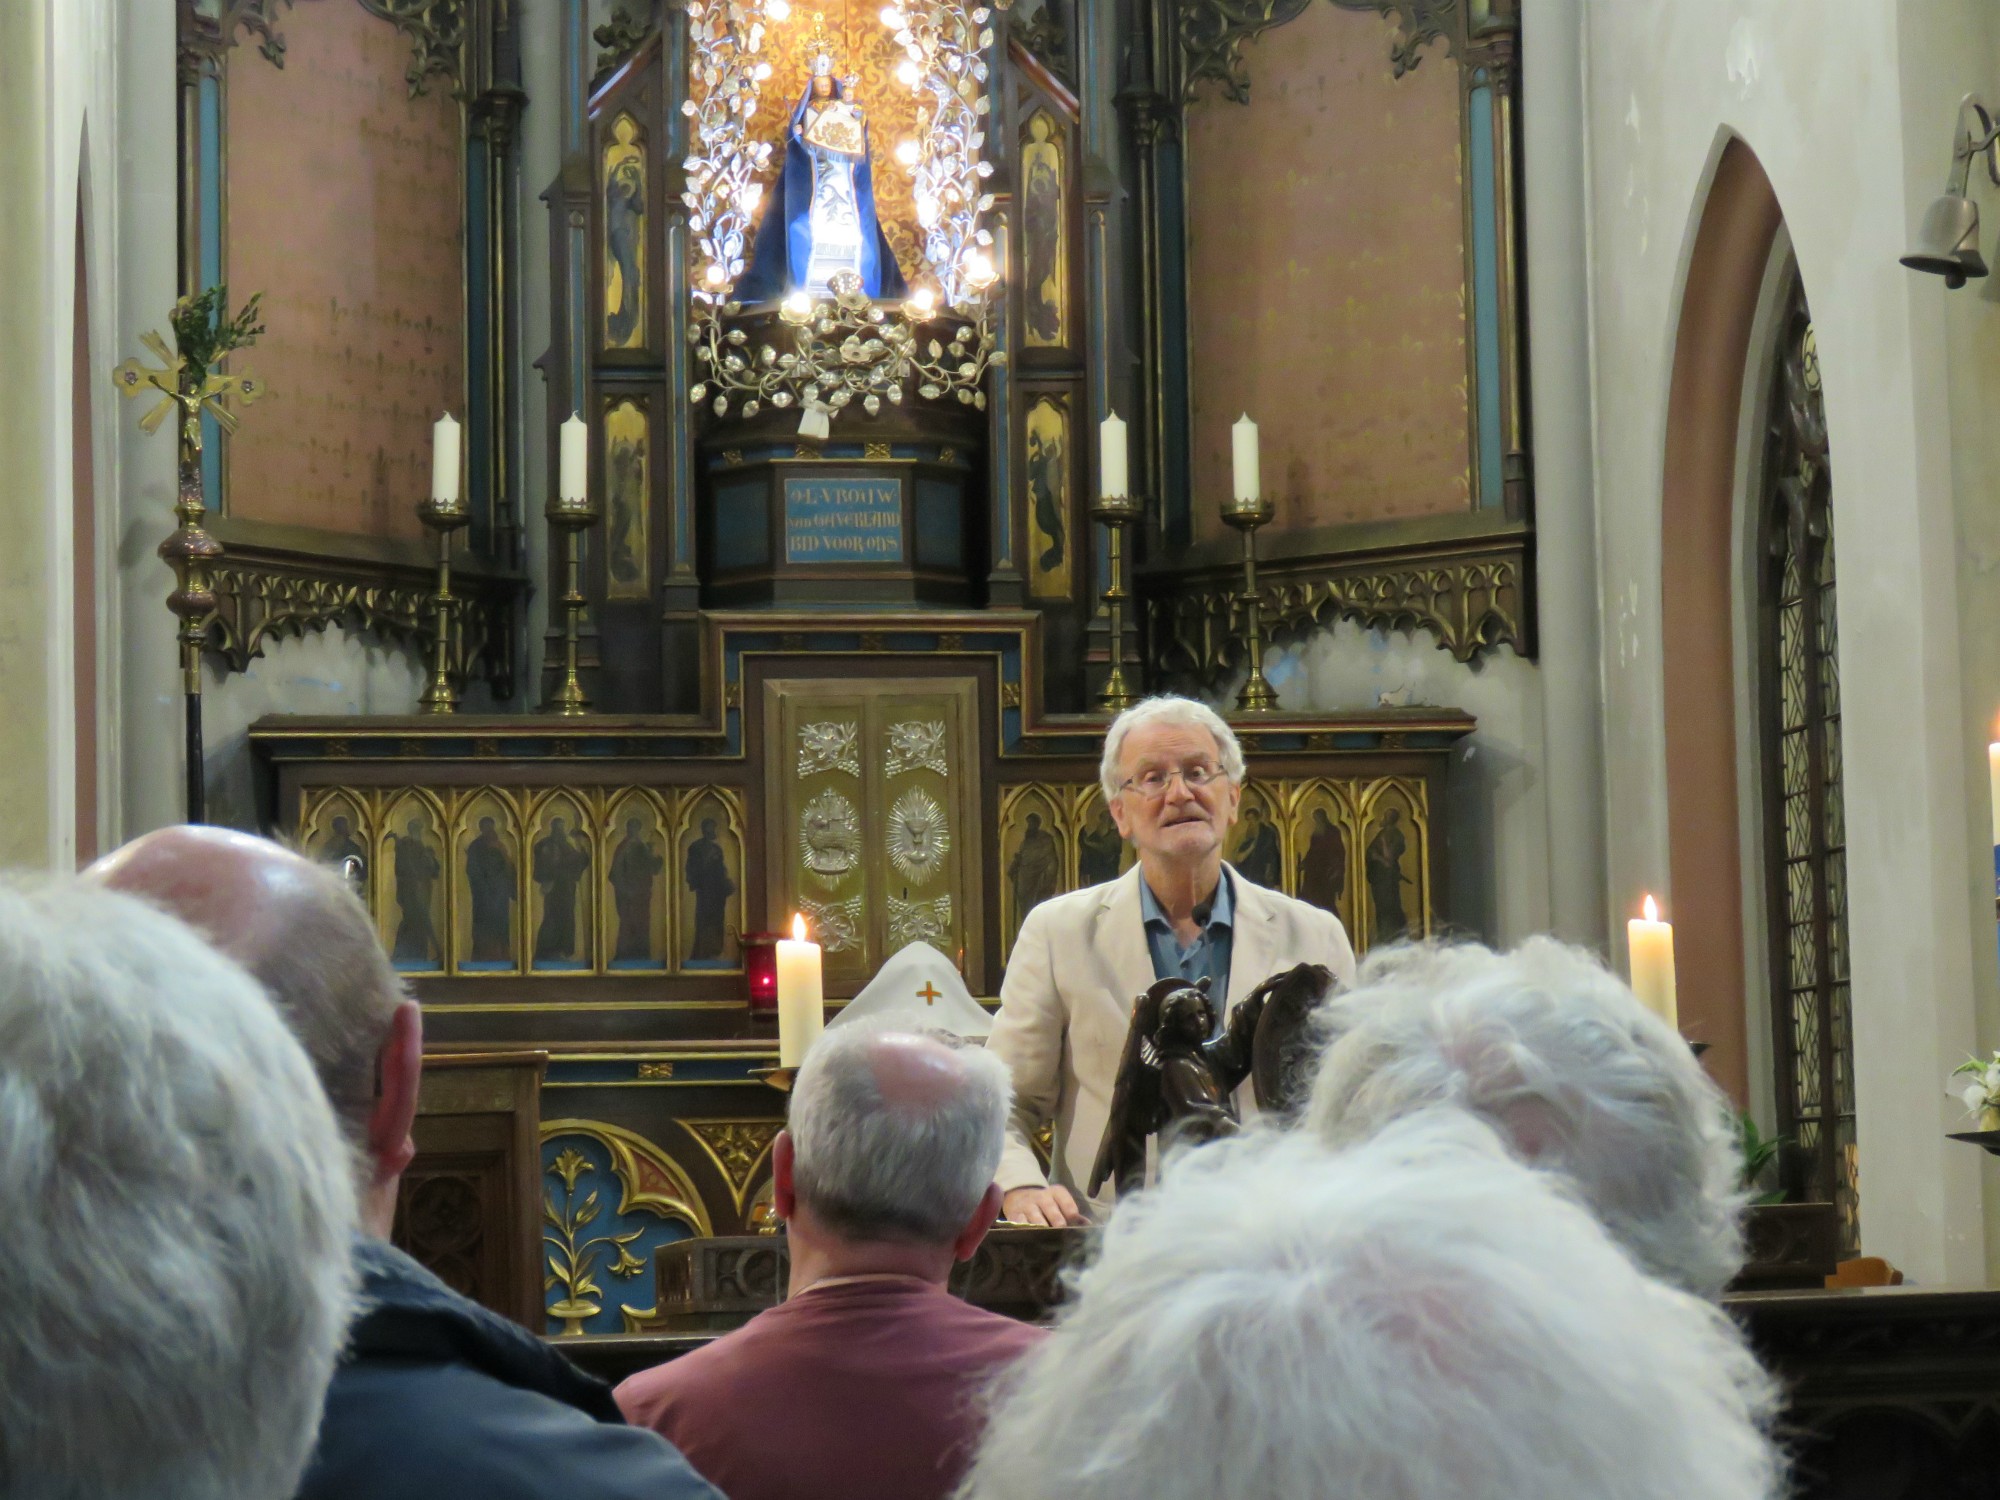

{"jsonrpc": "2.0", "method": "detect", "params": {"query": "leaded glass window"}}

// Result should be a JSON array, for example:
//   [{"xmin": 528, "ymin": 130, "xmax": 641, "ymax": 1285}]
[{"xmin": 1755, "ymin": 271, "xmax": 1856, "ymax": 1248}]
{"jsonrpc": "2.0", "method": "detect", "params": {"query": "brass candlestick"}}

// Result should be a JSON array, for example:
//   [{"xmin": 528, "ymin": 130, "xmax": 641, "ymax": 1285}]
[
  {"xmin": 1090, "ymin": 491, "xmax": 1143, "ymax": 712},
  {"xmin": 416, "ymin": 496, "xmax": 470, "ymax": 713},
  {"xmin": 1221, "ymin": 495, "xmax": 1278, "ymax": 713},
  {"xmin": 544, "ymin": 492, "xmax": 600, "ymax": 716}
]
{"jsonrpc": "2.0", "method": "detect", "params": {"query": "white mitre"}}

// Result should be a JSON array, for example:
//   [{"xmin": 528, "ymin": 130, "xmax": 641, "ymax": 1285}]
[{"xmin": 828, "ymin": 942, "xmax": 993, "ymax": 1040}]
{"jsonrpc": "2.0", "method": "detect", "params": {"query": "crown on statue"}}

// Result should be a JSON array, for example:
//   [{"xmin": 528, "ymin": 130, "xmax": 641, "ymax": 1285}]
[{"xmin": 805, "ymin": 12, "xmax": 838, "ymax": 76}]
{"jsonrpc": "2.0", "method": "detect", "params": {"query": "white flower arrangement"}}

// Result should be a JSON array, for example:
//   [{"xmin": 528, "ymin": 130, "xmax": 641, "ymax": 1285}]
[{"xmin": 1950, "ymin": 1050, "xmax": 2000, "ymax": 1130}]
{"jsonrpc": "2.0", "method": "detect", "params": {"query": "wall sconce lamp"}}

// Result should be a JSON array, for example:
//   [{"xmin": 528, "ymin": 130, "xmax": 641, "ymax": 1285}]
[{"xmin": 1902, "ymin": 94, "xmax": 2000, "ymax": 288}]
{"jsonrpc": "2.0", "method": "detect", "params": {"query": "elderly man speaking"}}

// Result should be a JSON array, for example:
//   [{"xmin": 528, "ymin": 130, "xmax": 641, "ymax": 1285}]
[{"xmin": 989, "ymin": 695, "xmax": 1357, "ymax": 1224}]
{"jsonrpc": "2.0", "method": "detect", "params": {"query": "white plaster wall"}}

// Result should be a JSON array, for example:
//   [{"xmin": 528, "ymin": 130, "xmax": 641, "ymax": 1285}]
[{"xmin": 1579, "ymin": 0, "xmax": 1998, "ymax": 1282}]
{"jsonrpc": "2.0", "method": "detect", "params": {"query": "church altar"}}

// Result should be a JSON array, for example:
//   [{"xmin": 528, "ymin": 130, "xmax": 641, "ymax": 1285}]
[{"xmin": 181, "ymin": 0, "xmax": 1537, "ymax": 1344}]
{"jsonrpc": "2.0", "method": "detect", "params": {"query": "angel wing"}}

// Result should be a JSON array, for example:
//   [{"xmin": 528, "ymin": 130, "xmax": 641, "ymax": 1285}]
[
  {"xmin": 1247, "ymin": 962, "xmax": 1338, "ymax": 1115},
  {"xmin": 1088, "ymin": 979, "xmax": 1173, "ymax": 1198}
]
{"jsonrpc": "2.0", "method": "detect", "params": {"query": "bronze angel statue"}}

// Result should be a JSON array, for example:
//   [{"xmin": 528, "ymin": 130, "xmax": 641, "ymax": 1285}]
[{"xmin": 1088, "ymin": 962, "xmax": 1337, "ymax": 1198}]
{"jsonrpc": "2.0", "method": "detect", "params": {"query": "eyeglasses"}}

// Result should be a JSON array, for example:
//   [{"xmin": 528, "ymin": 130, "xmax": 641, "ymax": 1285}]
[{"xmin": 1117, "ymin": 763, "xmax": 1223, "ymax": 800}]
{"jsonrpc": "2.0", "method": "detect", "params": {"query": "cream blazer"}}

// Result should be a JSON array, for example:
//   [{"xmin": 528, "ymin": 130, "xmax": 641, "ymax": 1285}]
[{"xmin": 986, "ymin": 863, "xmax": 1358, "ymax": 1218}]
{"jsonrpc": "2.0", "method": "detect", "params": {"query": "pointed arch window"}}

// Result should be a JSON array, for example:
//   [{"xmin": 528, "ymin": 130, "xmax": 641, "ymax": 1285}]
[{"xmin": 1755, "ymin": 270, "xmax": 1855, "ymax": 1247}]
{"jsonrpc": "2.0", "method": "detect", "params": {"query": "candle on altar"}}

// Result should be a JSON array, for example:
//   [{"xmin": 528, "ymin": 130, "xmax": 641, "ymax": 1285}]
[
  {"xmin": 1987, "ymin": 735, "xmax": 2000, "ymax": 846},
  {"xmin": 430, "ymin": 413, "xmax": 461, "ymax": 506},
  {"xmin": 559, "ymin": 412, "xmax": 588, "ymax": 503},
  {"xmin": 1231, "ymin": 413, "xmax": 1260, "ymax": 504},
  {"xmin": 1626, "ymin": 894, "xmax": 1678, "ymax": 1029},
  {"xmin": 1100, "ymin": 411, "xmax": 1129, "ymax": 498},
  {"xmin": 776, "ymin": 912, "xmax": 825, "ymax": 1068}
]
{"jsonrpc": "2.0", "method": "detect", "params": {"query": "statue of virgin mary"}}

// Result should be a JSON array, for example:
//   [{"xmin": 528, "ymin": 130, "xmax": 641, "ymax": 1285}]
[{"xmin": 734, "ymin": 40, "xmax": 908, "ymax": 303}]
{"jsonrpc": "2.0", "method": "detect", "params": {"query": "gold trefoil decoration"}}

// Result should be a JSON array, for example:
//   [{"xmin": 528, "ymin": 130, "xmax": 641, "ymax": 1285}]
[
  {"xmin": 542, "ymin": 1147, "xmax": 647, "ymax": 1337},
  {"xmin": 801, "ymin": 788, "xmax": 862, "ymax": 881},
  {"xmin": 884, "ymin": 719, "xmax": 949, "ymax": 777},
  {"xmin": 797, "ymin": 720, "xmax": 861, "ymax": 778},
  {"xmin": 682, "ymin": 0, "xmax": 1003, "ymax": 426},
  {"xmin": 800, "ymin": 895, "xmax": 863, "ymax": 953},
  {"xmin": 887, "ymin": 787, "xmax": 950, "ymax": 882},
  {"xmin": 887, "ymin": 892, "xmax": 953, "ymax": 950}
]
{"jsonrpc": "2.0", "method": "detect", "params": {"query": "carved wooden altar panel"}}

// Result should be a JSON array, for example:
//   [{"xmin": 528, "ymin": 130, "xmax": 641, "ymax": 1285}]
[{"xmin": 764, "ymin": 676, "xmax": 986, "ymax": 987}]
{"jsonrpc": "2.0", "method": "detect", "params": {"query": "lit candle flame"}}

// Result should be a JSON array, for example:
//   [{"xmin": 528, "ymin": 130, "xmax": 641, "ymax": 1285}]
[
  {"xmin": 792, "ymin": 912, "xmax": 808, "ymax": 942},
  {"xmin": 1642, "ymin": 893, "xmax": 1659, "ymax": 923}
]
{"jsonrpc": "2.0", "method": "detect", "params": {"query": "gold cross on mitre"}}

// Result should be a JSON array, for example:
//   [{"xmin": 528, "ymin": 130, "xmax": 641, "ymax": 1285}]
[
  {"xmin": 916, "ymin": 980, "xmax": 942, "ymax": 1006},
  {"xmin": 112, "ymin": 328, "xmax": 263, "ymax": 437}
]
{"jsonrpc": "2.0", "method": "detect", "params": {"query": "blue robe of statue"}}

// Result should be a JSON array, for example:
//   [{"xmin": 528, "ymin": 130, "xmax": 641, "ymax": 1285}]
[{"xmin": 735, "ymin": 78, "xmax": 907, "ymax": 303}]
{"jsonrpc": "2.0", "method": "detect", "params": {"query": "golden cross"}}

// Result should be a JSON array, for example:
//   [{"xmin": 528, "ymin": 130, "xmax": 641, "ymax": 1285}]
[
  {"xmin": 112, "ymin": 328, "xmax": 262, "ymax": 438},
  {"xmin": 916, "ymin": 981, "xmax": 941, "ymax": 1006}
]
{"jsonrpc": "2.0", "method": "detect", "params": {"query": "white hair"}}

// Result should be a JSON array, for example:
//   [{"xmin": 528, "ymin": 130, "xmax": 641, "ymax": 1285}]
[
  {"xmin": 789, "ymin": 1024, "xmax": 1012, "ymax": 1244},
  {"xmin": 960, "ymin": 1113, "xmax": 1783, "ymax": 1500},
  {"xmin": 1098, "ymin": 695, "xmax": 1246, "ymax": 803},
  {"xmin": 1305, "ymin": 936, "xmax": 1746, "ymax": 1297},
  {"xmin": 0, "ymin": 879, "xmax": 358, "ymax": 1500}
]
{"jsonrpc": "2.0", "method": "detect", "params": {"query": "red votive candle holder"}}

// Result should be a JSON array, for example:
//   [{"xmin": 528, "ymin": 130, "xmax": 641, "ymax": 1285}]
[{"xmin": 742, "ymin": 931, "xmax": 780, "ymax": 1013}]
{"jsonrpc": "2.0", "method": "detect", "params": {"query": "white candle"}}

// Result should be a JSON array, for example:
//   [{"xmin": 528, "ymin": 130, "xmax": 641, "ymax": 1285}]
[
  {"xmin": 776, "ymin": 912, "xmax": 825, "ymax": 1068},
  {"xmin": 559, "ymin": 412, "xmax": 588, "ymax": 502},
  {"xmin": 431, "ymin": 413, "xmax": 461, "ymax": 506},
  {"xmin": 1626, "ymin": 894, "xmax": 1679, "ymax": 1030},
  {"xmin": 1100, "ymin": 411, "xmax": 1129, "ymax": 499},
  {"xmin": 1231, "ymin": 413, "xmax": 1260, "ymax": 503},
  {"xmin": 1987, "ymin": 739, "xmax": 2000, "ymax": 845}
]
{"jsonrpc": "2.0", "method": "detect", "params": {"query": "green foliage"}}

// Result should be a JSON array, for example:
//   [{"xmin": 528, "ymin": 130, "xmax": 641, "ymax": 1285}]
[
  {"xmin": 1737, "ymin": 1112, "xmax": 1787, "ymax": 1206},
  {"xmin": 169, "ymin": 284, "xmax": 265, "ymax": 379}
]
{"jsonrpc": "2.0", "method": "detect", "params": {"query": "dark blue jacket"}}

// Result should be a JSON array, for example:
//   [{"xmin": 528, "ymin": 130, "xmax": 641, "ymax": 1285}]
[{"xmin": 297, "ymin": 1239, "xmax": 722, "ymax": 1500}]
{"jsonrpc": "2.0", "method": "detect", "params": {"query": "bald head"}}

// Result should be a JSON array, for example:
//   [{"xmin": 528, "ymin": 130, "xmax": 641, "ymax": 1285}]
[
  {"xmin": 787, "ymin": 1025, "xmax": 1013, "ymax": 1245},
  {"xmin": 88, "ymin": 826, "xmax": 408, "ymax": 1154}
]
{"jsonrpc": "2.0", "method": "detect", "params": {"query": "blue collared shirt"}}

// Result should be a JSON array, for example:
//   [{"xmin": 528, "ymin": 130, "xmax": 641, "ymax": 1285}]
[{"xmin": 1139, "ymin": 869, "xmax": 1234, "ymax": 1031}]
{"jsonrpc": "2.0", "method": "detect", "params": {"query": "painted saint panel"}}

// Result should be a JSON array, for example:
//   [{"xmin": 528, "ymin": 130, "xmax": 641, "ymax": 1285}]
[
  {"xmin": 528, "ymin": 791, "xmax": 597, "ymax": 972},
  {"xmin": 1287, "ymin": 778, "xmax": 1359, "ymax": 937},
  {"xmin": 1020, "ymin": 112, "xmax": 1068, "ymax": 349},
  {"xmin": 303, "ymin": 787, "xmax": 373, "ymax": 900},
  {"xmin": 604, "ymin": 790, "xmax": 672, "ymax": 971},
  {"xmin": 604, "ymin": 397, "xmax": 651, "ymax": 598},
  {"xmin": 1024, "ymin": 395, "xmax": 1072, "ymax": 600},
  {"xmin": 1070, "ymin": 786, "xmax": 1135, "ymax": 890},
  {"xmin": 1228, "ymin": 780, "xmax": 1287, "ymax": 893},
  {"xmin": 382, "ymin": 789, "xmax": 449, "ymax": 974},
  {"xmin": 676, "ymin": 790, "xmax": 745, "ymax": 972},
  {"xmin": 1356, "ymin": 778, "xmax": 1431, "ymax": 952},
  {"xmin": 455, "ymin": 790, "xmax": 522, "ymax": 973},
  {"xmin": 603, "ymin": 114, "xmax": 648, "ymax": 351},
  {"xmin": 999, "ymin": 784, "xmax": 1068, "ymax": 960}
]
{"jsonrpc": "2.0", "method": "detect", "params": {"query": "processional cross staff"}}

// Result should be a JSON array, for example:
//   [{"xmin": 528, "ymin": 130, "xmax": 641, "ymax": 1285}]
[{"xmin": 112, "ymin": 288, "xmax": 265, "ymax": 824}]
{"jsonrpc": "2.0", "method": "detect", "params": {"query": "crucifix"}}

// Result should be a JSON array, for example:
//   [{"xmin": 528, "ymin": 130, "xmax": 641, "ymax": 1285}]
[{"xmin": 916, "ymin": 981, "xmax": 942, "ymax": 1006}]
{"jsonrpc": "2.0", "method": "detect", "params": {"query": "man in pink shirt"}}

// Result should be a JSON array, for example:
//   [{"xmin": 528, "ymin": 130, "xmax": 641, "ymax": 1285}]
[{"xmin": 617, "ymin": 1025, "xmax": 1043, "ymax": 1500}]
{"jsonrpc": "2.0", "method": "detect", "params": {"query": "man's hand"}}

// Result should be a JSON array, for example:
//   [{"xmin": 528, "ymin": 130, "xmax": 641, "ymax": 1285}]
[{"xmin": 1002, "ymin": 1184, "xmax": 1087, "ymax": 1227}]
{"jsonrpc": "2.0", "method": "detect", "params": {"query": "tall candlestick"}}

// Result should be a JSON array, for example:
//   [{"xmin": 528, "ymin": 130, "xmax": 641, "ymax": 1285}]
[
  {"xmin": 431, "ymin": 413, "xmax": 462, "ymax": 506},
  {"xmin": 776, "ymin": 912, "xmax": 825, "ymax": 1068},
  {"xmin": 1231, "ymin": 413, "xmax": 1260, "ymax": 503},
  {"xmin": 559, "ymin": 412, "xmax": 588, "ymax": 502},
  {"xmin": 1626, "ymin": 894, "xmax": 1679, "ymax": 1030},
  {"xmin": 1100, "ymin": 411, "xmax": 1129, "ymax": 498}
]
